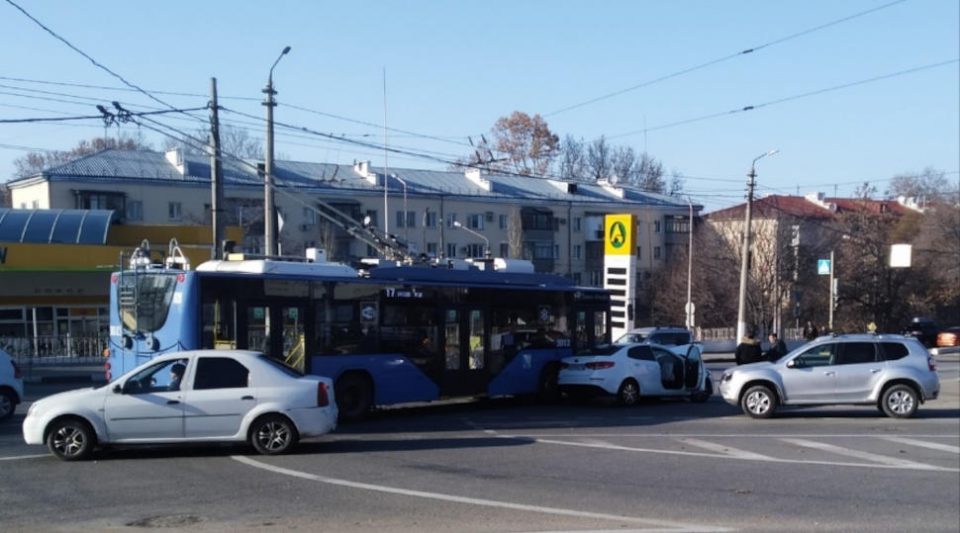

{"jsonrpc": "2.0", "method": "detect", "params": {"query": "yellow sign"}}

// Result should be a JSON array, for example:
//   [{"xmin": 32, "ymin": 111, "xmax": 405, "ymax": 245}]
[{"xmin": 604, "ymin": 214, "xmax": 635, "ymax": 256}]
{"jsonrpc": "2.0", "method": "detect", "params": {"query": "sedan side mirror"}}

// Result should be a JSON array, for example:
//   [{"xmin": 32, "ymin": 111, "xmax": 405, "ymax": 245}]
[
  {"xmin": 113, "ymin": 384, "xmax": 123, "ymax": 394},
  {"xmin": 786, "ymin": 359, "xmax": 799, "ymax": 369}
]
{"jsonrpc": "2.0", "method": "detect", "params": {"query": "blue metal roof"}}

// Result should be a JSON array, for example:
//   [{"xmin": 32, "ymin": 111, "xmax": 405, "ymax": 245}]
[
  {"xmin": 0, "ymin": 208, "xmax": 113, "ymax": 244},
  {"xmin": 8, "ymin": 149, "xmax": 699, "ymax": 210}
]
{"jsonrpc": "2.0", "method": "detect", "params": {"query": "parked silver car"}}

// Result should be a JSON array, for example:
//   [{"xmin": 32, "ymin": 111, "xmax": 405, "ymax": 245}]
[{"xmin": 719, "ymin": 334, "xmax": 939, "ymax": 419}]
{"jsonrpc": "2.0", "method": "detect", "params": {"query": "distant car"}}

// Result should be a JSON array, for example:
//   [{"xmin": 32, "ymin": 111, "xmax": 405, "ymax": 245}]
[
  {"xmin": 23, "ymin": 350, "xmax": 337, "ymax": 461},
  {"xmin": 0, "ymin": 348, "xmax": 24, "ymax": 421},
  {"xmin": 719, "ymin": 334, "xmax": 939, "ymax": 419},
  {"xmin": 558, "ymin": 342, "xmax": 711, "ymax": 405},
  {"xmin": 614, "ymin": 326, "xmax": 692, "ymax": 346},
  {"xmin": 935, "ymin": 326, "xmax": 960, "ymax": 355},
  {"xmin": 902, "ymin": 317, "xmax": 940, "ymax": 348}
]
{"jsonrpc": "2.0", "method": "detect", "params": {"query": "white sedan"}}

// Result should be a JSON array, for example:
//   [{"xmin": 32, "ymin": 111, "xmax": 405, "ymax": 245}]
[
  {"xmin": 558, "ymin": 343, "xmax": 712, "ymax": 405},
  {"xmin": 23, "ymin": 350, "xmax": 337, "ymax": 460}
]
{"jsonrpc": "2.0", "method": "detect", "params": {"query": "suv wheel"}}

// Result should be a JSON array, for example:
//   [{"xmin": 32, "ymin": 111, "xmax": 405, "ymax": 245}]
[
  {"xmin": 741, "ymin": 385, "xmax": 776, "ymax": 419},
  {"xmin": 881, "ymin": 384, "xmax": 918, "ymax": 419}
]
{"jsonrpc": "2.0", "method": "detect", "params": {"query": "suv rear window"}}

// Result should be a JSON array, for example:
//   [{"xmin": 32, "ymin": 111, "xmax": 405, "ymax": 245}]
[{"xmin": 879, "ymin": 342, "xmax": 910, "ymax": 361}]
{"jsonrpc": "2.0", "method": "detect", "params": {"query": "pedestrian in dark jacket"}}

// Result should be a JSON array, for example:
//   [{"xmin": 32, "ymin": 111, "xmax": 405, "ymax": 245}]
[
  {"xmin": 735, "ymin": 333, "xmax": 763, "ymax": 365},
  {"xmin": 764, "ymin": 333, "xmax": 788, "ymax": 362}
]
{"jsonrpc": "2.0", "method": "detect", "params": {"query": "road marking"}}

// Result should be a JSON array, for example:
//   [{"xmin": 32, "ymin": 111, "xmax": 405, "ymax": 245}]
[
  {"xmin": 779, "ymin": 438, "xmax": 942, "ymax": 470},
  {"xmin": 486, "ymin": 433, "xmax": 960, "ymax": 439},
  {"xmin": 232, "ymin": 455, "xmax": 732, "ymax": 532},
  {"xmin": 880, "ymin": 436, "xmax": 960, "ymax": 454},
  {"xmin": 0, "ymin": 453, "xmax": 48, "ymax": 461},
  {"xmin": 677, "ymin": 438, "xmax": 772, "ymax": 460},
  {"xmin": 512, "ymin": 436, "xmax": 959, "ymax": 473}
]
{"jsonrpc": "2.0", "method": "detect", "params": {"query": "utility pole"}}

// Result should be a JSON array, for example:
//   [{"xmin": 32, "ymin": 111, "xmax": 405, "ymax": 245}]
[
  {"xmin": 685, "ymin": 197, "xmax": 694, "ymax": 331},
  {"xmin": 829, "ymin": 249, "xmax": 835, "ymax": 332},
  {"xmin": 263, "ymin": 46, "xmax": 291, "ymax": 257},
  {"xmin": 209, "ymin": 77, "xmax": 224, "ymax": 260},
  {"xmin": 736, "ymin": 150, "xmax": 779, "ymax": 342}
]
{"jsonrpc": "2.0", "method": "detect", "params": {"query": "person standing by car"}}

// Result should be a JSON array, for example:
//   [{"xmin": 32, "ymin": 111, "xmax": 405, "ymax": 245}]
[
  {"xmin": 735, "ymin": 332, "xmax": 763, "ymax": 365},
  {"xmin": 803, "ymin": 321, "xmax": 819, "ymax": 341},
  {"xmin": 764, "ymin": 333, "xmax": 788, "ymax": 362}
]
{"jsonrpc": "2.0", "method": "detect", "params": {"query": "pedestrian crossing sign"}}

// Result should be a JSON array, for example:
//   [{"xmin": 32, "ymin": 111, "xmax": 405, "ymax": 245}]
[{"xmin": 817, "ymin": 259, "xmax": 831, "ymax": 275}]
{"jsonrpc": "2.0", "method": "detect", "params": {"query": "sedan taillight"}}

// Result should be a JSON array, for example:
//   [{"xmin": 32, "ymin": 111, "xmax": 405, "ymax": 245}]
[
  {"xmin": 317, "ymin": 382, "xmax": 330, "ymax": 407},
  {"xmin": 586, "ymin": 361, "xmax": 615, "ymax": 370}
]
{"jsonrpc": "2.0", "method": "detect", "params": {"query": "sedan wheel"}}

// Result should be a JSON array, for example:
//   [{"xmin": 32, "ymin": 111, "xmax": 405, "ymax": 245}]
[
  {"xmin": 0, "ymin": 390, "xmax": 15, "ymax": 420},
  {"xmin": 741, "ymin": 385, "xmax": 776, "ymax": 419},
  {"xmin": 881, "ymin": 384, "xmax": 918, "ymax": 419},
  {"xmin": 251, "ymin": 415, "xmax": 299, "ymax": 455},
  {"xmin": 617, "ymin": 380, "xmax": 640, "ymax": 406},
  {"xmin": 47, "ymin": 418, "xmax": 95, "ymax": 461}
]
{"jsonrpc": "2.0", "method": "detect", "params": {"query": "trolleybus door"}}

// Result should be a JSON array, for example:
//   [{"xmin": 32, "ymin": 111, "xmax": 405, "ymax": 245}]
[
  {"xmin": 440, "ymin": 307, "xmax": 489, "ymax": 397},
  {"xmin": 237, "ymin": 300, "xmax": 309, "ymax": 370}
]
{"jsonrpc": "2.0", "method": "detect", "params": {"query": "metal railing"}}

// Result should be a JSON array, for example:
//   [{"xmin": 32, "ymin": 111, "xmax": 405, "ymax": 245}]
[{"xmin": 1, "ymin": 334, "xmax": 108, "ymax": 364}]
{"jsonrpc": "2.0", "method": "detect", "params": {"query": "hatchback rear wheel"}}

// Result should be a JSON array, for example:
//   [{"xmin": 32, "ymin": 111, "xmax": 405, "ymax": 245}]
[{"xmin": 881, "ymin": 384, "xmax": 918, "ymax": 419}]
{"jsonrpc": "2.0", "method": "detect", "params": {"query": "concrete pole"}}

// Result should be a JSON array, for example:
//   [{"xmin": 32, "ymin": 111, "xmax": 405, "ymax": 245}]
[
  {"xmin": 209, "ymin": 77, "xmax": 224, "ymax": 259},
  {"xmin": 263, "ymin": 46, "xmax": 290, "ymax": 257},
  {"xmin": 829, "ymin": 249, "xmax": 835, "ymax": 332},
  {"xmin": 686, "ymin": 196, "xmax": 694, "ymax": 330},
  {"xmin": 735, "ymin": 169, "xmax": 756, "ymax": 342}
]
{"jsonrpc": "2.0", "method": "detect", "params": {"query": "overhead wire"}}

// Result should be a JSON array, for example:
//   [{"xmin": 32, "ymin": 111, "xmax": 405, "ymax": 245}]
[
  {"xmin": 608, "ymin": 58, "xmax": 959, "ymax": 139},
  {"xmin": 545, "ymin": 0, "xmax": 909, "ymax": 117}
]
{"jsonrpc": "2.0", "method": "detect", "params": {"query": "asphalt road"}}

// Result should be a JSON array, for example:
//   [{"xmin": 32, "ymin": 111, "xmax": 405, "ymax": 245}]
[{"xmin": 1, "ymin": 361, "xmax": 958, "ymax": 532}]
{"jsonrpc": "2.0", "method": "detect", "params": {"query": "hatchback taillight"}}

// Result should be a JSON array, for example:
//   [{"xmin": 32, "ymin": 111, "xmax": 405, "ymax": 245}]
[
  {"xmin": 586, "ymin": 361, "xmax": 615, "ymax": 370},
  {"xmin": 11, "ymin": 360, "xmax": 21, "ymax": 380},
  {"xmin": 317, "ymin": 382, "xmax": 330, "ymax": 407}
]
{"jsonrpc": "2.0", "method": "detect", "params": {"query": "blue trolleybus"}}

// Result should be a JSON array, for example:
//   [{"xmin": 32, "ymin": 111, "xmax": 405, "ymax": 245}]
[{"xmin": 108, "ymin": 247, "xmax": 610, "ymax": 419}]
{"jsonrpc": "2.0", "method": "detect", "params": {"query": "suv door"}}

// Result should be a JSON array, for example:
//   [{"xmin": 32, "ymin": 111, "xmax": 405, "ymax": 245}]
[
  {"xmin": 781, "ymin": 343, "xmax": 837, "ymax": 403},
  {"xmin": 832, "ymin": 342, "xmax": 883, "ymax": 402}
]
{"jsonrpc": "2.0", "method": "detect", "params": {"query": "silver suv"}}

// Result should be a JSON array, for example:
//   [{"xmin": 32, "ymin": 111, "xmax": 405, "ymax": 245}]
[
  {"xmin": 615, "ymin": 326, "xmax": 692, "ymax": 346},
  {"xmin": 719, "ymin": 334, "xmax": 940, "ymax": 419}
]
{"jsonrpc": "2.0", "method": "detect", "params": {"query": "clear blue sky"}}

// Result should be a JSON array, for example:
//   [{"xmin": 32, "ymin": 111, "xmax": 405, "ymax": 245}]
[{"xmin": 1, "ymin": 0, "xmax": 957, "ymax": 211}]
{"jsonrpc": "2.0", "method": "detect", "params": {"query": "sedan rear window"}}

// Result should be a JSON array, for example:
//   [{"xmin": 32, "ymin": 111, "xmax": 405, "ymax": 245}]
[
  {"xmin": 259, "ymin": 355, "xmax": 305, "ymax": 377},
  {"xmin": 579, "ymin": 344, "xmax": 620, "ymax": 356}
]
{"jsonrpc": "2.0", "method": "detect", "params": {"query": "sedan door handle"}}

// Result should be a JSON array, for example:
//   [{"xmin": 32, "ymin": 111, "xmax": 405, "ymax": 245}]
[
  {"xmin": 166, "ymin": 400, "xmax": 180, "ymax": 405},
  {"xmin": 870, "ymin": 369, "xmax": 882, "ymax": 374},
  {"xmin": 241, "ymin": 395, "xmax": 255, "ymax": 400},
  {"xmin": 823, "ymin": 371, "xmax": 836, "ymax": 376}
]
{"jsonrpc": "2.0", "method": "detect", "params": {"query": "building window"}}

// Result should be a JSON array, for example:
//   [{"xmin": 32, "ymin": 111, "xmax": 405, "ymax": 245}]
[
  {"xmin": 636, "ymin": 245, "xmax": 642, "ymax": 259},
  {"xmin": 303, "ymin": 207, "xmax": 317, "ymax": 225},
  {"xmin": 446, "ymin": 243, "xmax": 457, "ymax": 258},
  {"xmin": 424, "ymin": 211, "xmax": 437, "ymax": 228},
  {"xmin": 499, "ymin": 242, "xmax": 509, "ymax": 257},
  {"xmin": 654, "ymin": 246, "xmax": 661, "ymax": 259},
  {"xmin": 499, "ymin": 214, "xmax": 507, "ymax": 229},
  {"xmin": 396, "ymin": 211, "xmax": 416, "ymax": 228},
  {"xmin": 467, "ymin": 213, "xmax": 484, "ymax": 230},
  {"xmin": 573, "ymin": 272, "xmax": 582, "ymax": 284},
  {"xmin": 127, "ymin": 200, "xmax": 143, "ymax": 222},
  {"xmin": 75, "ymin": 190, "xmax": 125, "ymax": 214},
  {"xmin": 654, "ymin": 220, "xmax": 661, "ymax": 233},
  {"xmin": 574, "ymin": 245, "xmax": 582, "ymax": 259},
  {"xmin": 589, "ymin": 271, "xmax": 602, "ymax": 286},
  {"xmin": 31, "ymin": 200, "xmax": 39, "ymax": 209},
  {"xmin": 446, "ymin": 213, "xmax": 458, "ymax": 228},
  {"xmin": 554, "ymin": 244, "xmax": 560, "ymax": 259},
  {"xmin": 522, "ymin": 209, "xmax": 554, "ymax": 231},
  {"xmin": 466, "ymin": 243, "xmax": 485, "ymax": 258},
  {"xmin": 666, "ymin": 216, "xmax": 689, "ymax": 233},
  {"xmin": 168, "ymin": 202, "xmax": 182, "ymax": 221},
  {"xmin": 532, "ymin": 242, "xmax": 554, "ymax": 259},
  {"xmin": 574, "ymin": 217, "xmax": 582, "ymax": 231},
  {"xmin": 426, "ymin": 242, "xmax": 438, "ymax": 255}
]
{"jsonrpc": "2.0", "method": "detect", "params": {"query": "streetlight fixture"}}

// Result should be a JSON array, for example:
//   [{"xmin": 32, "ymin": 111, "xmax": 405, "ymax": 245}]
[
  {"xmin": 452, "ymin": 220, "xmax": 490, "ymax": 258},
  {"xmin": 736, "ymin": 149, "xmax": 778, "ymax": 342},
  {"xmin": 263, "ymin": 45, "xmax": 291, "ymax": 256}
]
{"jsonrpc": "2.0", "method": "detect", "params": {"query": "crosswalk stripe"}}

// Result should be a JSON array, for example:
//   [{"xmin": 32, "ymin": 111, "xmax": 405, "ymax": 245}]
[
  {"xmin": 677, "ymin": 438, "xmax": 772, "ymax": 460},
  {"xmin": 880, "ymin": 436, "xmax": 960, "ymax": 454},
  {"xmin": 780, "ymin": 438, "xmax": 940, "ymax": 470}
]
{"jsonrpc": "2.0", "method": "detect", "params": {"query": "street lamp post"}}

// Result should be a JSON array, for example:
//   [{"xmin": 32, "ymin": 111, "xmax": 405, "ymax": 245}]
[
  {"xmin": 452, "ymin": 220, "xmax": 490, "ymax": 258},
  {"xmin": 736, "ymin": 149, "xmax": 778, "ymax": 342},
  {"xmin": 685, "ymin": 196, "xmax": 695, "ymax": 331},
  {"xmin": 263, "ymin": 45, "xmax": 291, "ymax": 257}
]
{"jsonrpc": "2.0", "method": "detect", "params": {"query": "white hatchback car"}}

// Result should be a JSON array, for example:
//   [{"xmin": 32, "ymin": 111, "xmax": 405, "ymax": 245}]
[
  {"xmin": 558, "ymin": 343, "xmax": 712, "ymax": 405},
  {"xmin": 23, "ymin": 350, "xmax": 337, "ymax": 460},
  {"xmin": 1, "ymin": 348, "xmax": 25, "ymax": 421}
]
